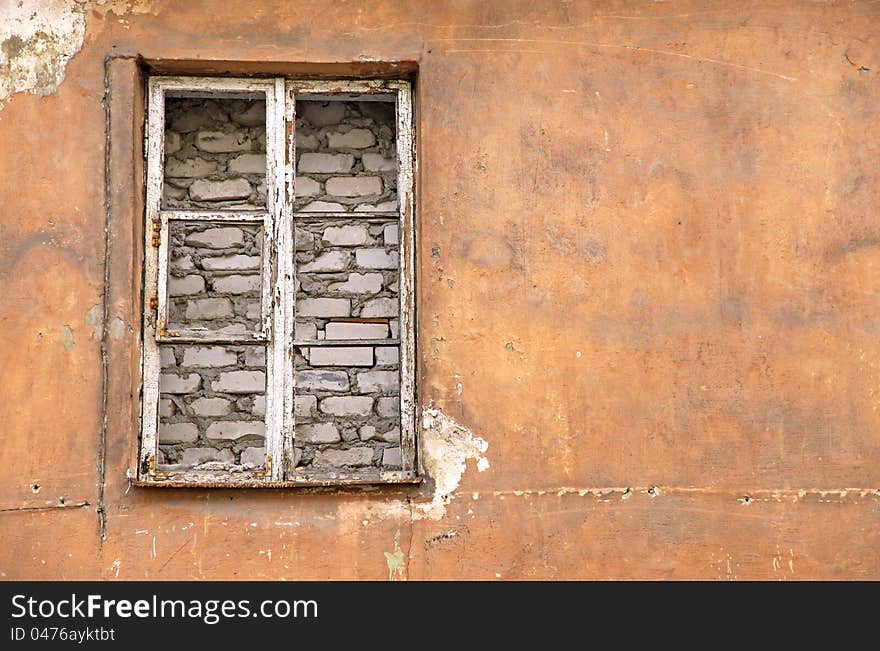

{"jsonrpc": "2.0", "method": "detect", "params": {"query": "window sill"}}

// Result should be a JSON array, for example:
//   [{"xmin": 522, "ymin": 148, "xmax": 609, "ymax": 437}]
[{"xmin": 132, "ymin": 470, "xmax": 421, "ymax": 488}]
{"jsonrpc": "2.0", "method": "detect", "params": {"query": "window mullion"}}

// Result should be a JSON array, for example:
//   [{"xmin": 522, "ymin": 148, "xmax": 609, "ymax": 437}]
[
  {"xmin": 395, "ymin": 81, "xmax": 417, "ymax": 474},
  {"xmin": 139, "ymin": 77, "xmax": 167, "ymax": 478},
  {"xmin": 265, "ymin": 77, "xmax": 291, "ymax": 481}
]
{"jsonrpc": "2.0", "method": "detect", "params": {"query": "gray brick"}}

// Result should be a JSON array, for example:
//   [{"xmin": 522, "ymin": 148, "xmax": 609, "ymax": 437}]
[
  {"xmin": 185, "ymin": 227, "xmax": 245, "ymax": 249},
  {"xmin": 295, "ymin": 395, "xmax": 317, "ymax": 418},
  {"xmin": 300, "ymin": 200, "xmax": 347, "ymax": 212},
  {"xmin": 325, "ymin": 322, "xmax": 388, "ymax": 339},
  {"xmin": 165, "ymin": 131, "xmax": 181, "ymax": 155},
  {"xmin": 295, "ymin": 321, "xmax": 318, "ymax": 340},
  {"xmin": 325, "ymin": 176, "xmax": 382, "ymax": 197},
  {"xmin": 360, "ymin": 297, "xmax": 397, "ymax": 318},
  {"xmin": 164, "ymin": 183, "xmax": 187, "ymax": 200},
  {"xmin": 252, "ymin": 395, "xmax": 266, "ymax": 416},
  {"xmin": 218, "ymin": 324, "xmax": 247, "ymax": 334},
  {"xmin": 300, "ymin": 102, "xmax": 345, "ymax": 127},
  {"xmin": 296, "ymin": 132, "xmax": 320, "ymax": 149},
  {"xmin": 185, "ymin": 297, "xmax": 234, "ymax": 320},
  {"xmin": 160, "ymin": 373, "xmax": 201, "ymax": 393},
  {"xmin": 295, "ymin": 176, "xmax": 321, "ymax": 196},
  {"xmin": 174, "ymin": 255, "xmax": 195, "ymax": 270},
  {"xmin": 295, "ymin": 229, "xmax": 315, "ymax": 251},
  {"xmin": 170, "ymin": 109, "xmax": 214, "ymax": 133},
  {"xmin": 358, "ymin": 425, "xmax": 400, "ymax": 443},
  {"xmin": 190, "ymin": 397, "xmax": 233, "ymax": 417},
  {"xmin": 180, "ymin": 447, "xmax": 234, "ymax": 467},
  {"xmin": 182, "ymin": 346, "xmax": 237, "ymax": 367},
  {"xmin": 159, "ymin": 398, "xmax": 175, "ymax": 417},
  {"xmin": 297, "ymin": 153, "xmax": 354, "ymax": 174},
  {"xmin": 322, "ymin": 224, "xmax": 369, "ymax": 246},
  {"xmin": 299, "ymin": 251, "xmax": 349, "ymax": 273},
  {"xmin": 296, "ymin": 422, "xmax": 340, "ymax": 443},
  {"xmin": 245, "ymin": 347, "xmax": 265, "ymax": 366},
  {"xmin": 328, "ymin": 273, "xmax": 383, "ymax": 294},
  {"xmin": 195, "ymin": 131, "xmax": 251, "ymax": 153},
  {"xmin": 169, "ymin": 274, "xmax": 206, "ymax": 296},
  {"xmin": 354, "ymin": 200, "xmax": 398, "ymax": 212},
  {"xmin": 313, "ymin": 447, "xmax": 373, "ymax": 467},
  {"xmin": 382, "ymin": 447, "xmax": 402, "ymax": 468},
  {"xmin": 376, "ymin": 397, "xmax": 399, "ymax": 418},
  {"xmin": 228, "ymin": 153, "xmax": 266, "ymax": 174},
  {"xmin": 206, "ymin": 420, "xmax": 265, "ymax": 441},
  {"xmin": 309, "ymin": 347, "xmax": 373, "ymax": 367},
  {"xmin": 245, "ymin": 301, "xmax": 261, "ymax": 320},
  {"xmin": 240, "ymin": 446, "xmax": 266, "ymax": 466},
  {"xmin": 327, "ymin": 128, "xmax": 376, "ymax": 149},
  {"xmin": 362, "ymin": 153, "xmax": 397, "ymax": 172},
  {"xmin": 160, "ymin": 347, "xmax": 176, "ymax": 368},
  {"xmin": 390, "ymin": 320, "xmax": 399, "ymax": 338},
  {"xmin": 158, "ymin": 422, "xmax": 199, "ymax": 444},
  {"xmin": 382, "ymin": 427, "xmax": 401, "ymax": 444},
  {"xmin": 319, "ymin": 396, "xmax": 374, "ymax": 416},
  {"xmin": 297, "ymin": 297, "xmax": 350, "ymax": 317},
  {"xmin": 189, "ymin": 178, "xmax": 252, "ymax": 202},
  {"xmin": 356, "ymin": 248, "xmax": 399, "ymax": 269},
  {"xmin": 375, "ymin": 347, "xmax": 399, "ymax": 366},
  {"xmin": 296, "ymin": 370, "xmax": 349, "ymax": 391},
  {"xmin": 201, "ymin": 254, "xmax": 261, "ymax": 271},
  {"xmin": 383, "ymin": 223, "xmax": 399, "ymax": 245},
  {"xmin": 165, "ymin": 157, "xmax": 218, "ymax": 178},
  {"xmin": 212, "ymin": 274, "xmax": 260, "ymax": 293},
  {"xmin": 357, "ymin": 370, "xmax": 399, "ymax": 393},
  {"xmin": 212, "ymin": 370, "xmax": 265, "ymax": 393},
  {"xmin": 232, "ymin": 102, "xmax": 265, "ymax": 127}
]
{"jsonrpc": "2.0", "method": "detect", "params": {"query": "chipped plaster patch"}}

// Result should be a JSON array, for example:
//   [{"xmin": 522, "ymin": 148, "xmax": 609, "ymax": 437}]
[
  {"xmin": 108, "ymin": 316, "xmax": 126, "ymax": 340},
  {"xmin": 61, "ymin": 324, "xmax": 75, "ymax": 350},
  {"xmin": 418, "ymin": 406, "xmax": 490, "ymax": 519},
  {"xmin": 0, "ymin": 1, "xmax": 154, "ymax": 110},
  {"xmin": 384, "ymin": 529, "xmax": 405, "ymax": 581},
  {"xmin": 335, "ymin": 406, "xmax": 489, "ymax": 526},
  {"xmin": 0, "ymin": 0, "xmax": 87, "ymax": 108},
  {"xmin": 84, "ymin": 304, "xmax": 102, "ymax": 341}
]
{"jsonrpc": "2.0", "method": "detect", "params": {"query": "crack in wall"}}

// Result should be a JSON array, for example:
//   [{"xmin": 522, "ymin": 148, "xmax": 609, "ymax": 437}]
[{"xmin": 0, "ymin": 501, "xmax": 90, "ymax": 513}]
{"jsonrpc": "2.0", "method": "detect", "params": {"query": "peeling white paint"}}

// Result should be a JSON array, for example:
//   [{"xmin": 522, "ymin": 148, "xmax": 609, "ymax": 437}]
[
  {"xmin": 418, "ymin": 406, "xmax": 490, "ymax": 519},
  {"xmin": 0, "ymin": 0, "xmax": 87, "ymax": 108}
]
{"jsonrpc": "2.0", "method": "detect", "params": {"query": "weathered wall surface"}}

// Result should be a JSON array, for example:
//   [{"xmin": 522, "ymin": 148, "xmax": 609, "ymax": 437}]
[{"xmin": 1, "ymin": 0, "xmax": 878, "ymax": 580}]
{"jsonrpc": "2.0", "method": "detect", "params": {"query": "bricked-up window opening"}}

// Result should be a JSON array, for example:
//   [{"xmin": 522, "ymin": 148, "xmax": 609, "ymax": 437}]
[{"xmin": 139, "ymin": 77, "xmax": 416, "ymax": 486}]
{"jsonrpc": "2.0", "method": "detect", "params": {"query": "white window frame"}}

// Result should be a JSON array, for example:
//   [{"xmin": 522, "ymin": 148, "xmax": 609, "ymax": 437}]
[{"xmin": 137, "ymin": 75, "xmax": 417, "ymax": 487}]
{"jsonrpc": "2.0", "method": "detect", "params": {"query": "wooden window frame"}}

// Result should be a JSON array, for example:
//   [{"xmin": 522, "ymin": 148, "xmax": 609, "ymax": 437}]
[{"xmin": 136, "ymin": 75, "xmax": 418, "ymax": 487}]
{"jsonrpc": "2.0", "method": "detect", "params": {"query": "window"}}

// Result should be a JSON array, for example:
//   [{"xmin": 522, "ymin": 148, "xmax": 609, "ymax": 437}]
[{"xmin": 138, "ymin": 76, "xmax": 416, "ymax": 486}]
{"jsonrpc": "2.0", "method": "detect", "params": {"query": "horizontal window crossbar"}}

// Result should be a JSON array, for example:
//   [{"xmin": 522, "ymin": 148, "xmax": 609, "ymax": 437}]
[{"xmin": 292, "ymin": 339, "xmax": 400, "ymax": 347}]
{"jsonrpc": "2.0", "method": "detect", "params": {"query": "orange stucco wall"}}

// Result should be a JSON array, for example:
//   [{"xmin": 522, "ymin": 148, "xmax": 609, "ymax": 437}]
[{"xmin": 1, "ymin": 0, "xmax": 878, "ymax": 580}]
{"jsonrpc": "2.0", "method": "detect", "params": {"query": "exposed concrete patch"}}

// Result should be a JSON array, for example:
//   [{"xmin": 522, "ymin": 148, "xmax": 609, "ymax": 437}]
[
  {"xmin": 383, "ymin": 529, "xmax": 405, "ymax": 581},
  {"xmin": 0, "ymin": 0, "xmax": 87, "ymax": 109},
  {"xmin": 418, "ymin": 406, "xmax": 490, "ymax": 519},
  {"xmin": 61, "ymin": 325, "xmax": 75, "ymax": 351},
  {"xmin": 107, "ymin": 316, "xmax": 126, "ymax": 340},
  {"xmin": 84, "ymin": 304, "xmax": 103, "ymax": 341}
]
